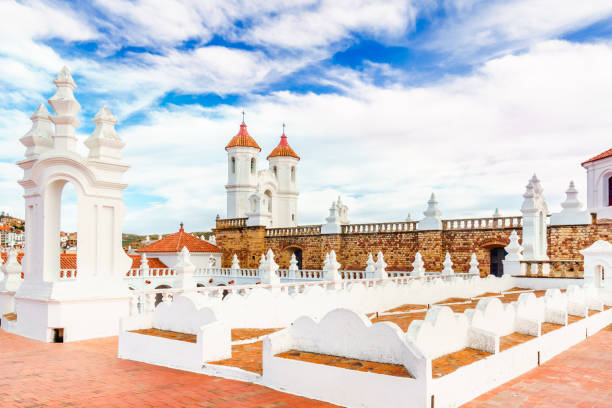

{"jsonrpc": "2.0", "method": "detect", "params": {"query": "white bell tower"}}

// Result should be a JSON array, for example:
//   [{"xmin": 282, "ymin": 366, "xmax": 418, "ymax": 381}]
[
  {"xmin": 225, "ymin": 118, "xmax": 261, "ymax": 219},
  {"xmin": 267, "ymin": 126, "xmax": 299, "ymax": 227}
]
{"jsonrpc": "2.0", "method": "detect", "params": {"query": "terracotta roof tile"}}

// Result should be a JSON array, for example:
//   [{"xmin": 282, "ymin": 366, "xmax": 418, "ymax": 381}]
[
  {"xmin": 267, "ymin": 133, "xmax": 300, "ymax": 160},
  {"xmin": 582, "ymin": 148, "xmax": 612, "ymax": 166},
  {"xmin": 60, "ymin": 254, "xmax": 77, "ymax": 269},
  {"xmin": 128, "ymin": 255, "xmax": 168, "ymax": 269},
  {"xmin": 225, "ymin": 122, "xmax": 261, "ymax": 151},
  {"xmin": 137, "ymin": 227, "xmax": 221, "ymax": 253},
  {"xmin": 1, "ymin": 253, "xmax": 24, "ymax": 264}
]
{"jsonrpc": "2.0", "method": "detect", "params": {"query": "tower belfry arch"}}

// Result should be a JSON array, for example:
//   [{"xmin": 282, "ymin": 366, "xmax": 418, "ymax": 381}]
[{"xmin": 12, "ymin": 67, "xmax": 132, "ymax": 342}]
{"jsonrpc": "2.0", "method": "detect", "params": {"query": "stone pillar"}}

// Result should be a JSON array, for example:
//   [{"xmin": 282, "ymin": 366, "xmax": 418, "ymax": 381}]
[
  {"xmin": 502, "ymin": 230, "xmax": 524, "ymax": 276},
  {"xmin": 175, "ymin": 247, "xmax": 196, "ymax": 290},
  {"xmin": 365, "ymin": 253, "xmax": 376, "ymax": 279},
  {"xmin": 468, "ymin": 253, "xmax": 480, "ymax": 275},
  {"xmin": 550, "ymin": 181, "xmax": 591, "ymax": 226},
  {"xmin": 374, "ymin": 251, "xmax": 388, "ymax": 279},
  {"xmin": 231, "ymin": 254, "xmax": 240, "ymax": 274},
  {"xmin": 323, "ymin": 250, "xmax": 342, "ymax": 283},
  {"xmin": 520, "ymin": 175, "xmax": 549, "ymax": 274},
  {"xmin": 139, "ymin": 254, "xmax": 150, "ymax": 277},
  {"xmin": 288, "ymin": 253, "xmax": 299, "ymax": 278},
  {"xmin": 441, "ymin": 252, "xmax": 454, "ymax": 275},
  {"xmin": 0, "ymin": 246, "xmax": 23, "ymax": 316},
  {"xmin": 417, "ymin": 193, "xmax": 442, "ymax": 230},
  {"xmin": 261, "ymin": 249, "xmax": 280, "ymax": 286},
  {"xmin": 411, "ymin": 252, "xmax": 426, "ymax": 277}
]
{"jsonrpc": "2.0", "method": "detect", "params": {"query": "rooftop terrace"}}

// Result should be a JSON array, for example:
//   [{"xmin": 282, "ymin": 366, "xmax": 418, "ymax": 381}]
[{"xmin": 1, "ymin": 325, "xmax": 611, "ymax": 407}]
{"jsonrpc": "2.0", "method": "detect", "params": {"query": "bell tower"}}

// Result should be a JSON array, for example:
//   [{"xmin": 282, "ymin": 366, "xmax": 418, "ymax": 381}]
[{"xmin": 225, "ymin": 117, "xmax": 261, "ymax": 219}]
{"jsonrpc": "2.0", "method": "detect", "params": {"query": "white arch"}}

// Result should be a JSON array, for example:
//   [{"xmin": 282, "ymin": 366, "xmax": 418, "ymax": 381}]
[{"xmin": 581, "ymin": 240, "xmax": 612, "ymax": 289}]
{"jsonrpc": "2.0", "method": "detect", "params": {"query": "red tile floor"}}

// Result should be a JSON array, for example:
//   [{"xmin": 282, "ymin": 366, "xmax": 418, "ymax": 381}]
[
  {"xmin": 0, "ymin": 329, "xmax": 334, "ymax": 408},
  {"xmin": 463, "ymin": 324, "xmax": 612, "ymax": 408},
  {"xmin": 1, "ymin": 325, "xmax": 612, "ymax": 407}
]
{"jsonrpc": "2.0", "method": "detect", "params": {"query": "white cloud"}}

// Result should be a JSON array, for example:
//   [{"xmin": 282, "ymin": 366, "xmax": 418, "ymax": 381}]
[
  {"xmin": 428, "ymin": 0, "xmax": 612, "ymax": 57},
  {"xmin": 94, "ymin": 39, "xmax": 612, "ymax": 233}
]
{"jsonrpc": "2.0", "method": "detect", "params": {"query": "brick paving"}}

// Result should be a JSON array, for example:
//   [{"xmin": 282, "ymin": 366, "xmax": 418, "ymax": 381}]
[
  {"xmin": 210, "ymin": 341, "xmax": 265, "ymax": 374},
  {"xmin": 463, "ymin": 324, "xmax": 612, "ymax": 408},
  {"xmin": 131, "ymin": 328, "xmax": 197, "ymax": 343},
  {"xmin": 231, "ymin": 328, "xmax": 282, "ymax": 342},
  {"xmin": 276, "ymin": 350, "xmax": 413, "ymax": 378},
  {"xmin": 0, "ymin": 329, "xmax": 334, "ymax": 408}
]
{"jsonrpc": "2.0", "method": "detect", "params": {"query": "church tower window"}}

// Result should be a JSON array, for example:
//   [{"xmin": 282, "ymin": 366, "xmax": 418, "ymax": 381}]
[
  {"xmin": 273, "ymin": 166, "xmax": 277, "ymax": 178},
  {"xmin": 291, "ymin": 166, "xmax": 295, "ymax": 182},
  {"xmin": 251, "ymin": 158, "xmax": 256, "ymax": 174},
  {"xmin": 608, "ymin": 176, "xmax": 612, "ymax": 206},
  {"xmin": 231, "ymin": 157, "xmax": 236, "ymax": 174}
]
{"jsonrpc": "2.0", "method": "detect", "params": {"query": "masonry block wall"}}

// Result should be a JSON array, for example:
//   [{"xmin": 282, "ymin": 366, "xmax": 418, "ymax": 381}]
[{"xmin": 214, "ymin": 221, "xmax": 612, "ymax": 276}]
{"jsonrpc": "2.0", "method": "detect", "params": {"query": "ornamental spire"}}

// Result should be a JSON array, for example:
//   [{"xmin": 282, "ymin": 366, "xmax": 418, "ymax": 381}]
[
  {"xmin": 85, "ymin": 106, "xmax": 125, "ymax": 160},
  {"xmin": 20, "ymin": 104, "xmax": 54, "ymax": 158},
  {"xmin": 48, "ymin": 66, "xmax": 81, "ymax": 151}
]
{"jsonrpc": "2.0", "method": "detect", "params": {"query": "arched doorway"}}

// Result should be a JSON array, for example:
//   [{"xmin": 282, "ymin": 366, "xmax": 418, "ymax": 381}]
[
  {"xmin": 294, "ymin": 248, "xmax": 303, "ymax": 270},
  {"xmin": 154, "ymin": 284, "xmax": 172, "ymax": 306},
  {"xmin": 283, "ymin": 246, "xmax": 303, "ymax": 270},
  {"xmin": 490, "ymin": 247, "xmax": 507, "ymax": 277}
]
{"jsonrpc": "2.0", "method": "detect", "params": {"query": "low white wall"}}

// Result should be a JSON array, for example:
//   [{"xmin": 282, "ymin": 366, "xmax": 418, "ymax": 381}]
[
  {"xmin": 118, "ymin": 294, "xmax": 231, "ymax": 371},
  {"xmin": 118, "ymin": 317, "xmax": 230, "ymax": 372},
  {"xmin": 513, "ymin": 277, "xmax": 584, "ymax": 290},
  {"xmin": 173, "ymin": 275, "xmax": 518, "ymax": 329},
  {"xmin": 262, "ymin": 309, "xmax": 430, "ymax": 408}
]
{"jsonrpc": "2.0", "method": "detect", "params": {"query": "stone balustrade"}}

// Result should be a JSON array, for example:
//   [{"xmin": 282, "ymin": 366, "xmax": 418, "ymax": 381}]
[
  {"xmin": 59, "ymin": 269, "xmax": 77, "ymax": 280},
  {"xmin": 215, "ymin": 217, "xmax": 248, "ymax": 229},
  {"xmin": 127, "ymin": 272, "xmax": 480, "ymax": 315},
  {"xmin": 266, "ymin": 225, "xmax": 322, "ymax": 237},
  {"xmin": 521, "ymin": 259, "xmax": 583, "ymax": 278},
  {"xmin": 442, "ymin": 216, "xmax": 522, "ymax": 230},
  {"xmin": 341, "ymin": 221, "xmax": 418, "ymax": 234}
]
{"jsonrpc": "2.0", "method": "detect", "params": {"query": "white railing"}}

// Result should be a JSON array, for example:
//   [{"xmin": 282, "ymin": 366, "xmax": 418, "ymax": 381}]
[
  {"xmin": 59, "ymin": 269, "xmax": 77, "ymax": 280},
  {"xmin": 267, "ymin": 225, "xmax": 322, "ymax": 237},
  {"xmin": 442, "ymin": 216, "xmax": 522, "ymax": 230},
  {"xmin": 342, "ymin": 222, "xmax": 418, "ymax": 234},
  {"xmin": 127, "ymin": 272, "xmax": 480, "ymax": 315}
]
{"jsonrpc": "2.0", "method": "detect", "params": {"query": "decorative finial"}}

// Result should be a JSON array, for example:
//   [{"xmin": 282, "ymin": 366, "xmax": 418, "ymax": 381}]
[
  {"xmin": 241, "ymin": 109, "xmax": 245, "ymax": 123},
  {"xmin": 282, "ymin": 122, "xmax": 286, "ymax": 134},
  {"xmin": 180, "ymin": 222, "xmax": 184, "ymax": 230}
]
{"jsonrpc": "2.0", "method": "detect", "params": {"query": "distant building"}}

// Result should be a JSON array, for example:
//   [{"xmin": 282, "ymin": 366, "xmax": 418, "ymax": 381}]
[{"xmin": 137, "ymin": 224, "xmax": 222, "ymax": 268}]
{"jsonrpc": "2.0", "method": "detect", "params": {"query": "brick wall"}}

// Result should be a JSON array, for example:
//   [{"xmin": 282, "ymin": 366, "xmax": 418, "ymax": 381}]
[{"xmin": 214, "ymin": 221, "xmax": 612, "ymax": 276}]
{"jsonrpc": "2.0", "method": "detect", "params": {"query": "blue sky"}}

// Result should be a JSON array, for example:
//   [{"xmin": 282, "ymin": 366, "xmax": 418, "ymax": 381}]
[{"xmin": 1, "ymin": 0, "xmax": 612, "ymax": 234}]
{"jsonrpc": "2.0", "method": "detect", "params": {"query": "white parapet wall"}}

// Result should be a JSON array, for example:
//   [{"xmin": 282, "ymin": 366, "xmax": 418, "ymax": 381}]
[
  {"xmin": 118, "ymin": 294, "xmax": 231, "ymax": 371},
  {"xmin": 258, "ymin": 284, "xmax": 612, "ymax": 408},
  {"xmin": 137, "ymin": 275, "xmax": 517, "ymax": 330},
  {"xmin": 262, "ymin": 309, "xmax": 430, "ymax": 408}
]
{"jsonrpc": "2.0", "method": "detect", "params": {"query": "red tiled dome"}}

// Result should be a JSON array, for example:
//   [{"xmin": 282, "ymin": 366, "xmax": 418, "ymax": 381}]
[
  {"xmin": 225, "ymin": 122, "xmax": 261, "ymax": 151},
  {"xmin": 267, "ymin": 133, "xmax": 300, "ymax": 160}
]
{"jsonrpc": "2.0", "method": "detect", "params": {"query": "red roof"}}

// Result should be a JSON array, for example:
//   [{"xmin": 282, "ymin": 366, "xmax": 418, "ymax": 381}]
[
  {"xmin": 60, "ymin": 253, "xmax": 77, "ymax": 269},
  {"xmin": 267, "ymin": 132, "xmax": 300, "ymax": 160},
  {"xmin": 137, "ymin": 226, "xmax": 221, "ymax": 253},
  {"xmin": 128, "ymin": 255, "xmax": 168, "ymax": 269},
  {"xmin": 225, "ymin": 122, "xmax": 261, "ymax": 151},
  {"xmin": 1, "ymin": 252, "xmax": 24, "ymax": 264},
  {"xmin": 582, "ymin": 148, "xmax": 612, "ymax": 166}
]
